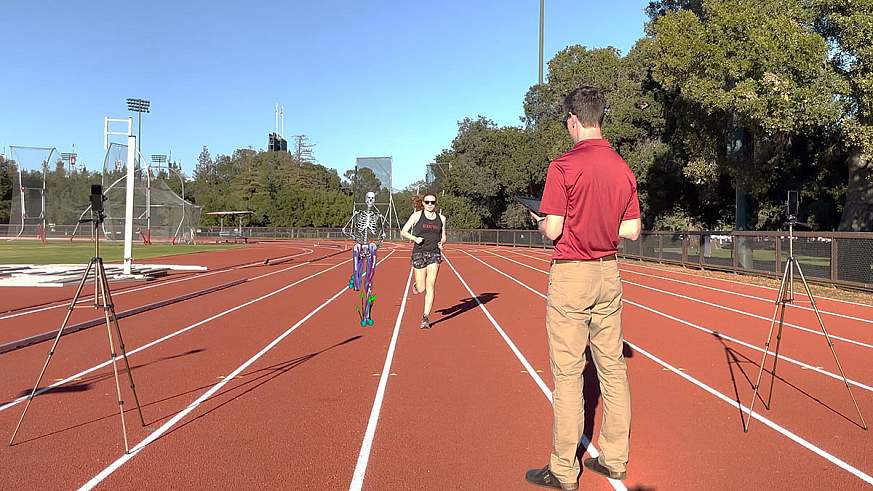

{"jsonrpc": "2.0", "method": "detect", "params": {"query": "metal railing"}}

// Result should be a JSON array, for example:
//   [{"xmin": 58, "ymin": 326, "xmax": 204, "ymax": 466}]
[
  {"xmin": 617, "ymin": 231, "xmax": 873, "ymax": 292},
  {"xmin": 2, "ymin": 225, "xmax": 871, "ymax": 292}
]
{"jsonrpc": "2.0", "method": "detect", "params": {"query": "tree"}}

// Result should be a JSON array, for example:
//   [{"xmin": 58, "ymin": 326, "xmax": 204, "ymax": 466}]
[
  {"xmin": 0, "ymin": 156, "xmax": 12, "ymax": 224},
  {"xmin": 650, "ymin": 0, "xmax": 844, "ymax": 232},
  {"xmin": 811, "ymin": 0, "xmax": 873, "ymax": 230}
]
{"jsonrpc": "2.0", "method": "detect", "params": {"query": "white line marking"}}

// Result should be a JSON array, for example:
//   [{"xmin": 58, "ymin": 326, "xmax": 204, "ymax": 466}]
[
  {"xmin": 625, "ymin": 340, "xmax": 873, "ymax": 486},
  {"xmin": 349, "ymin": 267, "xmax": 413, "ymax": 491},
  {"xmin": 0, "ymin": 259, "xmax": 347, "ymax": 413},
  {"xmin": 449, "ymin": 254, "xmax": 626, "ymax": 491},
  {"xmin": 620, "ymin": 260, "xmax": 873, "ymax": 311},
  {"xmin": 80, "ymin": 250, "xmax": 395, "ymax": 490},
  {"xmin": 467, "ymin": 249, "xmax": 873, "ymax": 486},
  {"xmin": 478, "ymin": 250, "xmax": 873, "ymax": 393},
  {"xmin": 619, "ymin": 268, "xmax": 873, "ymax": 325},
  {"xmin": 0, "ymin": 248, "xmax": 316, "ymax": 321},
  {"xmin": 621, "ymin": 279, "xmax": 873, "ymax": 350}
]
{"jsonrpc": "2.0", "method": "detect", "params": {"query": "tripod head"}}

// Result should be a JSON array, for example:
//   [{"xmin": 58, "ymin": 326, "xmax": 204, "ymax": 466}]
[
  {"xmin": 786, "ymin": 190, "xmax": 799, "ymax": 226},
  {"xmin": 80, "ymin": 184, "xmax": 107, "ymax": 225}
]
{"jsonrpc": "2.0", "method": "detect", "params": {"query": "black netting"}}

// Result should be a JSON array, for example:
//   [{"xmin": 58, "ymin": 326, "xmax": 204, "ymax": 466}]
[{"xmin": 836, "ymin": 237, "xmax": 873, "ymax": 285}]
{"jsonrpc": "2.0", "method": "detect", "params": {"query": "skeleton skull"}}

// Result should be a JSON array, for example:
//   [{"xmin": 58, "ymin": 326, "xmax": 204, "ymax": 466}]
[{"xmin": 365, "ymin": 191, "xmax": 376, "ymax": 207}]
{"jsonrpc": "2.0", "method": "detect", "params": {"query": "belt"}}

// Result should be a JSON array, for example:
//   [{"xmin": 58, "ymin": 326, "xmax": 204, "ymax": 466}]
[{"xmin": 552, "ymin": 254, "xmax": 616, "ymax": 264}]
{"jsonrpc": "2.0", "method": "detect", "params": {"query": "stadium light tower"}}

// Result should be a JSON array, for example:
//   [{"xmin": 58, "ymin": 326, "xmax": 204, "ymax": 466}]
[{"xmin": 126, "ymin": 98, "xmax": 150, "ymax": 167}]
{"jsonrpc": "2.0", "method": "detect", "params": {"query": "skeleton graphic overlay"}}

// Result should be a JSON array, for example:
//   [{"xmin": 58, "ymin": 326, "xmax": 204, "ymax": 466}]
[{"xmin": 342, "ymin": 191, "xmax": 387, "ymax": 326}]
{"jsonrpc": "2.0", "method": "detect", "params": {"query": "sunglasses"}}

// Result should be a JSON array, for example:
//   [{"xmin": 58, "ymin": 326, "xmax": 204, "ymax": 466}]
[{"xmin": 423, "ymin": 200, "xmax": 437, "ymax": 205}]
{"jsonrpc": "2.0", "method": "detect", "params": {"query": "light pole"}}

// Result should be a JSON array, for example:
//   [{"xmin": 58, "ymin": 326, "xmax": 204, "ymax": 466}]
[
  {"xmin": 539, "ymin": 0, "xmax": 544, "ymax": 85},
  {"xmin": 126, "ymin": 98, "xmax": 150, "ymax": 166}
]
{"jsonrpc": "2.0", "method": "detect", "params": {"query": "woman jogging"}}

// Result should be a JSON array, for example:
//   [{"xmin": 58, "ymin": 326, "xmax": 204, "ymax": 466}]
[{"xmin": 400, "ymin": 193, "xmax": 446, "ymax": 329}]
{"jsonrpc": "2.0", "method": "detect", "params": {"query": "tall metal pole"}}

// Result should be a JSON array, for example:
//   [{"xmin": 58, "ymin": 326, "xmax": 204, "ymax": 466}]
[
  {"xmin": 124, "ymin": 135, "xmax": 136, "ymax": 275},
  {"xmin": 539, "ymin": 0, "xmax": 544, "ymax": 85}
]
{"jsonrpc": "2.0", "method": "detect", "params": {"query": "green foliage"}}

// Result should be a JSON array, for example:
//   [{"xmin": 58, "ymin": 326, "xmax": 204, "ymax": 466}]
[
  {"xmin": 0, "ymin": 156, "xmax": 11, "ymax": 224},
  {"xmin": 437, "ymin": 193, "xmax": 484, "ymax": 229},
  {"xmin": 188, "ymin": 147, "xmax": 349, "ymax": 227}
]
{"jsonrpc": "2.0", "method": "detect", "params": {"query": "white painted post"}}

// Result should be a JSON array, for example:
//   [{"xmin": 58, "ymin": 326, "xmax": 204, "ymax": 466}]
[{"xmin": 123, "ymin": 135, "xmax": 136, "ymax": 274}]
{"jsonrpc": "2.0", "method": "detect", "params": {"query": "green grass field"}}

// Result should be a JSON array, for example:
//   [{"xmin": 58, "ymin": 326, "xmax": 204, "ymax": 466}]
[
  {"xmin": 0, "ymin": 241, "xmax": 244, "ymax": 265},
  {"xmin": 660, "ymin": 246, "xmax": 831, "ymax": 267}
]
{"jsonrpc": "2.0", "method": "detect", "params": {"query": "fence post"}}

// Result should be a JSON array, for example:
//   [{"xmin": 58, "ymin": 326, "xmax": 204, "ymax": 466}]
[
  {"xmin": 831, "ymin": 236, "xmax": 838, "ymax": 282},
  {"xmin": 732, "ymin": 234, "xmax": 739, "ymax": 269},
  {"xmin": 658, "ymin": 234, "xmax": 663, "ymax": 261},
  {"xmin": 775, "ymin": 234, "xmax": 782, "ymax": 276}
]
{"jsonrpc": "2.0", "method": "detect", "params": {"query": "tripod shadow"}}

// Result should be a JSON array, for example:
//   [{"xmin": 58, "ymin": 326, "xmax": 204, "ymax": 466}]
[
  {"xmin": 10, "ymin": 349, "xmax": 207, "ymax": 401},
  {"xmin": 8, "ymin": 337, "xmax": 360, "ymax": 447},
  {"xmin": 153, "ymin": 335, "xmax": 363, "ymax": 441},
  {"xmin": 429, "ymin": 293, "xmax": 498, "ymax": 328},
  {"xmin": 712, "ymin": 332, "xmax": 864, "ymax": 430},
  {"xmin": 6, "ymin": 348, "xmax": 208, "ymax": 445}
]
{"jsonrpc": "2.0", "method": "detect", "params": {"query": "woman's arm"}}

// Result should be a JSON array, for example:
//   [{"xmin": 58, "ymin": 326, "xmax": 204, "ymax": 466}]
[
  {"xmin": 438, "ymin": 215, "xmax": 447, "ymax": 249},
  {"xmin": 400, "ymin": 211, "xmax": 423, "ymax": 243}
]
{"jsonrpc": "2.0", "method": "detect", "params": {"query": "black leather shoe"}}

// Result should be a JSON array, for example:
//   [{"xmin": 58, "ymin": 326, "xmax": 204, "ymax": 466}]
[
  {"xmin": 524, "ymin": 466, "xmax": 578, "ymax": 490},
  {"xmin": 583, "ymin": 457, "xmax": 626, "ymax": 480}
]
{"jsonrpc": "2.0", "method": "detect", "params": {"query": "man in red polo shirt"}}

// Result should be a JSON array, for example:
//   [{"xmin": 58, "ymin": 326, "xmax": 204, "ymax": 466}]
[{"xmin": 525, "ymin": 86, "xmax": 641, "ymax": 491}]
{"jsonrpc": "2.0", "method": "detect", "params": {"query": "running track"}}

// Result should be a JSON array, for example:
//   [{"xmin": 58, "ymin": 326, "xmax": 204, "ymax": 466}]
[{"xmin": 0, "ymin": 240, "xmax": 870, "ymax": 490}]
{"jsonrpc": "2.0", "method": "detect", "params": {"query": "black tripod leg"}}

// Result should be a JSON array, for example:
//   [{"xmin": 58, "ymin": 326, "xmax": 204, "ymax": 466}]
[
  {"xmin": 9, "ymin": 258, "xmax": 95, "ymax": 446},
  {"xmin": 96, "ymin": 259, "xmax": 131, "ymax": 452},
  {"xmin": 99, "ymin": 261, "xmax": 146, "ymax": 427},
  {"xmin": 795, "ymin": 263, "xmax": 868, "ymax": 430}
]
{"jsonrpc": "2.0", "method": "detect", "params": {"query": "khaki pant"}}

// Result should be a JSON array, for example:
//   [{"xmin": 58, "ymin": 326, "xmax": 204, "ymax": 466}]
[{"xmin": 546, "ymin": 259, "xmax": 630, "ymax": 484}]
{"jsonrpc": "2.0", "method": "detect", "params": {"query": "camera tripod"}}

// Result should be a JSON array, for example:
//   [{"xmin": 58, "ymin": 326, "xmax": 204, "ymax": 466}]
[
  {"xmin": 9, "ymin": 212, "xmax": 146, "ymax": 453},
  {"xmin": 743, "ymin": 218, "xmax": 868, "ymax": 432}
]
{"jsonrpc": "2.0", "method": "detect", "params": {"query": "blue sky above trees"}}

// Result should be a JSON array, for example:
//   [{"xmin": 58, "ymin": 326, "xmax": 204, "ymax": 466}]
[{"xmin": 0, "ymin": 1, "xmax": 647, "ymax": 188}]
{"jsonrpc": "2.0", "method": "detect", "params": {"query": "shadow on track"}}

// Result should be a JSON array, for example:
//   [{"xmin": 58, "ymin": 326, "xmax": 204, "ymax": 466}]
[
  {"xmin": 575, "ymin": 343, "xmax": 635, "ymax": 448},
  {"xmin": 712, "ymin": 331, "xmax": 865, "ymax": 430},
  {"xmin": 5, "ymin": 348, "xmax": 208, "ymax": 445},
  {"xmin": 153, "ymin": 335, "xmax": 363, "ymax": 441},
  {"xmin": 429, "ymin": 293, "xmax": 499, "ymax": 328}
]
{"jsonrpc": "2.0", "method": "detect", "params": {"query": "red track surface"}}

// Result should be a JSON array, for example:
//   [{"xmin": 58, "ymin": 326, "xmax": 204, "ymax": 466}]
[{"xmin": 0, "ymin": 241, "xmax": 871, "ymax": 490}]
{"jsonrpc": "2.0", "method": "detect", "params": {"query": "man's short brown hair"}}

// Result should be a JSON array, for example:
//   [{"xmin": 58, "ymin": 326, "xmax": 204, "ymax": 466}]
[{"xmin": 563, "ymin": 86, "xmax": 607, "ymax": 127}]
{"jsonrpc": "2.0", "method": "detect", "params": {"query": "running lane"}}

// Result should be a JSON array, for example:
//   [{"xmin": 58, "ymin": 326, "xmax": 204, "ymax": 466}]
[{"xmin": 470, "ymin": 249, "xmax": 872, "ymax": 490}]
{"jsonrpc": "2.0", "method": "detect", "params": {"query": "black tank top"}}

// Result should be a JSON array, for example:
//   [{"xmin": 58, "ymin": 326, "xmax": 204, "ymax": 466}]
[{"xmin": 412, "ymin": 212, "xmax": 442, "ymax": 253}]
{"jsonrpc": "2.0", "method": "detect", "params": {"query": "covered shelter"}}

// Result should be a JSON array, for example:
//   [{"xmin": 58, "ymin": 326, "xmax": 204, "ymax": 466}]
[{"xmin": 206, "ymin": 211, "xmax": 254, "ymax": 243}]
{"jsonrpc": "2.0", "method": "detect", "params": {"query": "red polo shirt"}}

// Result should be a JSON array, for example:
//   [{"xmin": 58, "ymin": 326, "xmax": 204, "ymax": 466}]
[{"xmin": 539, "ymin": 138, "xmax": 640, "ymax": 260}]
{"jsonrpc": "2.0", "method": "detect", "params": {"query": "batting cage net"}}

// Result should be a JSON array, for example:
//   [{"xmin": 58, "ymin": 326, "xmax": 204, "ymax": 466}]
[{"xmin": 7, "ymin": 146, "xmax": 94, "ymax": 240}]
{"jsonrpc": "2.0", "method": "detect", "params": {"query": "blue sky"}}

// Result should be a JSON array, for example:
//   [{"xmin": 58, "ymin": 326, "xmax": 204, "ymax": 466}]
[{"xmin": 1, "ymin": 1, "xmax": 648, "ymax": 189}]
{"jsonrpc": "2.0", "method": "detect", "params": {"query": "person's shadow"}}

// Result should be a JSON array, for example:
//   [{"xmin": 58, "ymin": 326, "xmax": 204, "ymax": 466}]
[
  {"xmin": 576, "ymin": 342, "xmax": 637, "ymax": 478},
  {"xmin": 428, "ymin": 293, "xmax": 498, "ymax": 327},
  {"xmin": 577, "ymin": 343, "xmax": 635, "ymax": 442}
]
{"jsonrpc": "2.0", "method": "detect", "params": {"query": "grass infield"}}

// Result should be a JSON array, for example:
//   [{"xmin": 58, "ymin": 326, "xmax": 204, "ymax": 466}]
[{"xmin": 0, "ymin": 241, "xmax": 244, "ymax": 265}]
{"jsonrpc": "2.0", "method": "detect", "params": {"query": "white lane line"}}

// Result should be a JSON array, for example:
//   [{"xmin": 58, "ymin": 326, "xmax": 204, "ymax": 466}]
[
  {"xmin": 505, "ymin": 248, "xmax": 873, "ymax": 317},
  {"xmin": 349, "ymin": 267, "xmax": 413, "ymax": 491},
  {"xmin": 467, "ymin": 249, "xmax": 873, "ymax": 486},
  {"xmin": 80, "ymin": 250, "xmax": 395, "ymax": 490},
  {"xmin": 619, "ymin": 260, "xmax": 873, "ymax": 311},
  {"xmin": 0, "ymin": 259, "xmax": 347, "ymax": 413},
  {"xmin": 0, "ymin": 247, "xmax": 316, "ymax": 321},
  {"xmin": 479, "ymin": 250, "xmax": 873, "ymax": 393},
  {"xmin": 449, "ymin": 254, "xmax": 626, "ymax": 491},
  {"xmin": 620, "ymin": 279, "xmax": 873, "ymax": 350},
  {"xmin": 625, "ymin": 341, "xmax": 873, "ymax": 486},
  {"xmin": 619, "ymin": 268, "xmax": 873, "ymax": 325},
  {"xmin": 622, "ymin": 299, "xmax": 873, "ymax": 393}
]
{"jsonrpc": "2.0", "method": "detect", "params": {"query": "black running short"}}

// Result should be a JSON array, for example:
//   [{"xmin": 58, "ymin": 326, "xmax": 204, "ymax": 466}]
[{"xmin": 411, "ymin": 250, "xmax": 442, "ymax": 269}]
